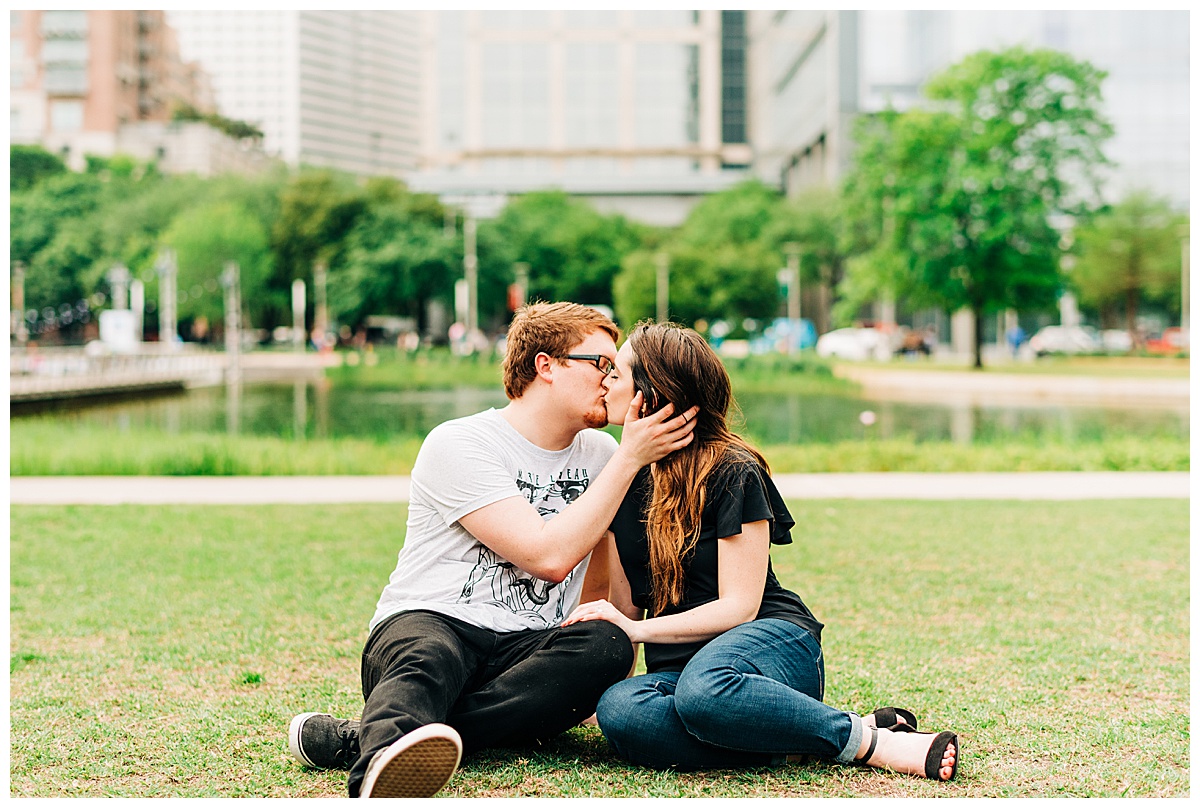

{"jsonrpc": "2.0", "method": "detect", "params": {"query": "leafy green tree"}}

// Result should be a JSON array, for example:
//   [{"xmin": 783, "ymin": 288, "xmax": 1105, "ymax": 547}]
[
  {"xmin": 765, "ymin": 186, "xmax": 847, "ymax": 334},
  {"xmin": 89, "ymin": 174, "xmax": 210, "ymax": 292},
  {"xmin": 485, "ymin": 190, "xmax": 644, "ymax": 309},
  {"xmin": 613, "ymin": 180, "xmax": 784, "ymax": 330},
  {"xmin": 1070, "ymin": 191, "xmax": 1188, "ymax": 346},
  {"xmin": 10, "ymin": 144, "xmax": 67, "ymax": 191},
  {"xmin": 11, "ymin": 172, "xmax": 105, "ymax": 317},
  {"xmin": 332, "ymin": 201, "xmax": 458, "ymax": 333},
  {"xmin": 614, "ymin": 242, "xmax": 781, "ymax": 332},
  {"xmin": 473, "ymin": 220, "xmax": 522, "ymax": 332},
  {"xmin": 362, "ymin": 176, "xmax": 446, "ymax": 226},
  {"xmin": 841, "ymin": 47, "xmax": 1114, "ymax": 367},
  {"xmin": 326, "ymin": 178, "xmax": 463, "ymax": 335},
  {"xmin": 676, "ymin": 179, "xmax": 780, "ymax": 248},
  {"xmin": 22, "ymin": 218, "xmax": 103, "ymax": 335},
  {"xmin": 162, "ymin": 199, "xmax": 274, "ymax": 328},
  {"xmin": 270, "ymin": 170, "xmax": 368, "ymax": 327}
]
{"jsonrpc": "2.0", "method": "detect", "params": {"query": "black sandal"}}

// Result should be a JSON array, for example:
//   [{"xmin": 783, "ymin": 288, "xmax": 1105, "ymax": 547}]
[
  {"xmin": 857, "ymin": 725, "xmax": 960, "ymax": 781},
  {"xmin": 870, "ymin": 706, "xmax": 918, "ymax": 731},
  {"xmin": 920, "ymin": 730, "xmax": 960, "ymax": 781}
]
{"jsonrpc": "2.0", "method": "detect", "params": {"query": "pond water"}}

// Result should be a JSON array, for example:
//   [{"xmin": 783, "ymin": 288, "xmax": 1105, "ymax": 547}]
[{"xmin": 18, "ymin": 380, "xmax": 1190, "ymax": 446}]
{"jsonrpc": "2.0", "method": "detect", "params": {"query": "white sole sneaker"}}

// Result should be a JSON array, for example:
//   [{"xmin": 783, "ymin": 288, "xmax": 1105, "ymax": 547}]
[
  {"xmin": 288, "ymin": 712, "xmax": 322, "ymax": 767},
  {"xmin": 359, "ymin": 723, "xmax": 463, "ymax": 799}
]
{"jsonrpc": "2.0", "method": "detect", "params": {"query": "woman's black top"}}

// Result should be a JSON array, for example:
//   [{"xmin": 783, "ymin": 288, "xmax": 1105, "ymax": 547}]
[{"xmin": 609, "ymin": 454, "xmax": 825, "ymax": 673}]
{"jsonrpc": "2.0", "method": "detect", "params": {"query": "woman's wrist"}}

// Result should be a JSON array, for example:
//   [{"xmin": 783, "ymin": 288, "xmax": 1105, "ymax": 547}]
[{"xmin": 609, "ymin": 445, "xmax": 648, "ymax": 478}]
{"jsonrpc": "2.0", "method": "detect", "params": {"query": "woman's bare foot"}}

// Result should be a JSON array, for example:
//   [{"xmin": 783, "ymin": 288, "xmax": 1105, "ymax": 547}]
[{"xmin": 857, "ymin": 727, "xmax": 957, "ymax": 781}]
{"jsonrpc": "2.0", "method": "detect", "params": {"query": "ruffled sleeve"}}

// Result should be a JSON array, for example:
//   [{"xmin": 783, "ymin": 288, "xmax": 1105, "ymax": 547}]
[{"xmin": 710, "ymin": 458, "xmax": 795, "ymax": 546}]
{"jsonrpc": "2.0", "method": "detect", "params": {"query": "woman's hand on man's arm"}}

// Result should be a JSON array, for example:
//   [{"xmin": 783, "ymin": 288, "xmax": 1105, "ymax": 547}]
[{"xmin": 563, "ymin": 521, "xmax": 770, "ymax": 645}]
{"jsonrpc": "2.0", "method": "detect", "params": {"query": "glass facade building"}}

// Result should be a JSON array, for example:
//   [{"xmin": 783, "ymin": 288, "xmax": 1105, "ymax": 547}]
[
  {"xmin": 751, "ymin": 10, "xmax": 1189, "ymax": 209},
  {"xmin": 168, "ymin": 10, "xmax": 421, "ymax": 177},
  {"xmin": 413, "ymin": 10, "xmax": 752, "ymax": 225}
]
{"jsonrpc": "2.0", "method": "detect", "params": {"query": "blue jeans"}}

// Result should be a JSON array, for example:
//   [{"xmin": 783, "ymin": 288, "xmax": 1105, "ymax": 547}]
[{"xmin": 596, "ymin": 619, "xmax": 864, "ymax": 771}]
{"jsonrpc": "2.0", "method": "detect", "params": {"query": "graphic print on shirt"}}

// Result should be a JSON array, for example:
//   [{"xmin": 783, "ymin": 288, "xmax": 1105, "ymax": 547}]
[{"xmin": 457, "ymin": 467, "xmax": 590, "ymax": 625}]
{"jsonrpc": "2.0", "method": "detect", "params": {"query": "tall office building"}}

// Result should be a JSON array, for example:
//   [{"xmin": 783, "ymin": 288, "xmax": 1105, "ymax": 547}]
[
  {"xmin": 167, "ymin": 10, "xmax": 421, "ymax": 178},
  {"xmin": 750, "ymin": 10, "xmax": 1190, "ymax": 208},
  {"xmin": 10, "ymin": 10, "xmax": 212, "ymax": 166},
  {"xmin": 411, "ymin": 10, "xmax": 752, "ymax": 225}
]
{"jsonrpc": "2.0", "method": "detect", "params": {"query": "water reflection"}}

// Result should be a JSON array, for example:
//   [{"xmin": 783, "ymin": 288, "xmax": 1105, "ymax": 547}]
[
  {"xmin": 226, "ymin": 377, "xmax": 240, "ymax": 435},
  {"xmin": 293, "ymin": 378, "xmax": 306, "ymax": 440},
  {"xmin": 23, "ymin": 381, "xmax": 1190, "ymax": 446},
  {"xmin": 950, "ymin": 405, "xmax": 972, "ymax": 445}
]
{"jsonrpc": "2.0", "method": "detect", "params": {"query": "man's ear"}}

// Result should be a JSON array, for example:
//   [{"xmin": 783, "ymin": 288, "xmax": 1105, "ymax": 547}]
[{"xmin": 533, "ymin": 351, "xmax": 556, "ymax": 382}]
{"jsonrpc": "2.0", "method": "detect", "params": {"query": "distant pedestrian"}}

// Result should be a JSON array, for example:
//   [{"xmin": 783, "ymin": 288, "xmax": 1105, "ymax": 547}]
[{"xmin": 1006, "ymin": 324, "xmax": 1026, "ymax": 358}]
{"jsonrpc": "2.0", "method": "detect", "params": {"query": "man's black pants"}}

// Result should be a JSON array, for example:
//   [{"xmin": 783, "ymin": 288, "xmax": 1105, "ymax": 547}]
[{"xmin": 346, "ymin": 609, "xmax": 634, "ymax": 797}]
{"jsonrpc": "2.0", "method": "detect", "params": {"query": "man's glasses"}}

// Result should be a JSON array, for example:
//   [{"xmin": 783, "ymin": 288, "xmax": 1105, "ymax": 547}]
[{"xmin": 562, "ymin": 354, "xmax": 617, "ymax": 376}]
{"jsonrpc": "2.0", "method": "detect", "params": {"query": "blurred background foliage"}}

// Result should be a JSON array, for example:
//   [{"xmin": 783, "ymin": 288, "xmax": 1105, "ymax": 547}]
[{"xmin": 9, "ymin": 47, "xmax": 1188, "ymax": 350}]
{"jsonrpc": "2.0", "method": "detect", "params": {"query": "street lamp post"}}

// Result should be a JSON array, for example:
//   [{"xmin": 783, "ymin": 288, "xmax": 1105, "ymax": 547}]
[
  {"xmin": 12, "ymin": 261, "xmax": 27, "ymax": 345},
  {"xmin": 783, "ymin": 242, "xmax": 801, "ymax": 354},
  {"xmin": 107, "ymin": 263, "xmax": 132, "ymax": 310},
  {"xmin": 221, "ymin": 260, "xmax": 242, "ymax": 384},
  {"xmin": 464, "ymin": 215, "xmax": 478, "ymax": 336},
  {"xmin": 314, "ymin": 261, "xmax": 328, "ymax": 348},
  {"xmin": 656, "ymin": 252, "xmax": 669, "ymax": 323},
  {"xmin": 130, "ymin": 279, "xmax": 144, "ymax": 343},
  {"xmin": 513, "ymin": 262, "xmax": 530, "ymax": 310},
  {"xmin": 156, "ymin": 248, "xmax": 178, "ymax": 348},
  {"xmin": 292, "ymin": 279, "xmax": 306, "ymax": 352}
]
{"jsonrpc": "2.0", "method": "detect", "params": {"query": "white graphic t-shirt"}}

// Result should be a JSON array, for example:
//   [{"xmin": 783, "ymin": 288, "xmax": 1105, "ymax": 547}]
[{"xmin": 369, "ymin": 408, "xmax": 619, "ymax": 634}]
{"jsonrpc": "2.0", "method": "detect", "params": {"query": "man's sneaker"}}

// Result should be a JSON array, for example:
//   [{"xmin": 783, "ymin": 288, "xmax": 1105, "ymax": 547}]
[
  {"xmin": 289, "ymin": 712, "xmax": 360, "ymax": 770},
  {"xmin": 359, "ymin": 723, "xmax": 462, "ymax": 799}
]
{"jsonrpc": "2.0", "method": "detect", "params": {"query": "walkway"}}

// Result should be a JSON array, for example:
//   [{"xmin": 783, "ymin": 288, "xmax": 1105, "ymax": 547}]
[
  {"xmin": 9, "ymin": 348, "xmax": 337, "ymax": 404},
  {"xmin": 834, "ymin": 365, "xmax": 1189, "ymax": 407},
  {"xmin": 10, "ymin": 472, "xmax": 1189, "ymax": 504}
]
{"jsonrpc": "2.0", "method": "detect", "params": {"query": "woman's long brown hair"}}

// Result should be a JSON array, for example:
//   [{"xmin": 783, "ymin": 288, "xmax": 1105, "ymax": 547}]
[{"xmin": 626, "ymin": 321, "xmax": 769, "ymax": 615}]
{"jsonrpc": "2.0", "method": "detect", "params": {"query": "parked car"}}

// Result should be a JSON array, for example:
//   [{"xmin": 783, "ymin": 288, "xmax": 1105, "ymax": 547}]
[
  {"xmin": 749, "ymin": 317, "xmax": 817, "ymax": 354},
  {"xmin": 1146, "ymin": 326, "xmax": 1189, "ymax": 354},
  {"xmin": 1029, "ymin": 325, "xmax": 1100, "ymax": 356},
  {"xmin": 1100, "ymin": 329, "xmax": 1133, "ymax": 353},
  {"xmin": 815, "ymin": 327, "xmax": 890, "ymax": 362}
]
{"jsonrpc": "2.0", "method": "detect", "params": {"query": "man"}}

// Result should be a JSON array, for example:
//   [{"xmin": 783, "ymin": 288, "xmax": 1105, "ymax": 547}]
[{"xmin": 288, "ymin": 302, "xmax": 696, "ymax": 798}]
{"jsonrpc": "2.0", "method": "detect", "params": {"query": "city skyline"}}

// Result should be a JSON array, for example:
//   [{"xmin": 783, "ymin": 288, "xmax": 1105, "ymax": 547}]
[
  {"xmin": 168, "ymin": 10, "xmax": 421, "ymax": 178},
  {"xmin": 9, "ymin": 9, "xmax": 1190, "ymax": 215}
]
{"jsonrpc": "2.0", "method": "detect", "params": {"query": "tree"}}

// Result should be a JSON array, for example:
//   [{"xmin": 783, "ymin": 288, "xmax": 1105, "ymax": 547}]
[
  {"xmin": 1070, "ymin": 191, "xmax": 1187, "ymax": 346},
  {"xmin": 22, "ymin": 218, "xmax": 103, "ymax": 338},
  {"xmin": 162, "ymin": 200, "xmax": 274, "ymax": 329},
  {"xmin": 10, "ymin": 144, "xmax": 67, "ymax": 191},
  {"xmin": 333, "ymin": 201, "xmax": 458, "ymax": 334},
  {"xmin": 270, "ymin": 170, "xmax": 367, "ymax": 328},
  {"xmin": 765, "ymin": 186, "xmax": 848, "ymax": 334},
  {"xmin": 841, "ymin": 47, "xmax": 1114, "ymax": 367},
  {"xmin": 484, "ymin": 191, "xmax": 644, "ymax": 309},
  {"xmin": 327, "ymin": 178, "xmax": 462, "ymax": 335},
  {"xmin": 86, "ymin": 174, "xmax": 208, "ymax": 293},
  {"xmin": 613, "ymin": 180, "xmax": 785, "ymax": 331},
  {"xmin": 10, "ymin": 172, "xmax": 105, "ymax": 321}
]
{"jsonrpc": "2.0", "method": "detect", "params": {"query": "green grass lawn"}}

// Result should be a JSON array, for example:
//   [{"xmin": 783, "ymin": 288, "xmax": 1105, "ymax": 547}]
[
  {"xmin": 10, "ymin": 420, "xmax": 1189, "ymax": 475},
  {"xmin": 11, "ymin": 348, "xmax": 1188, "ymax": 475},
  {"xmin": 10, "ymin": 500, "xmax": 1188, "ymax": 797}
]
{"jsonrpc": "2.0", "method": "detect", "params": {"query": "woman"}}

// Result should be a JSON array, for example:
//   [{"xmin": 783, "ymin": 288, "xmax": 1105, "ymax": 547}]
[{"xmin": 564, "ymin": 322, "xmax": 959, "ymax": 781}]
